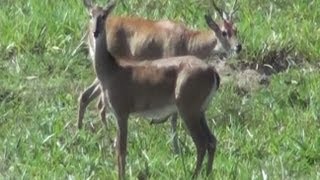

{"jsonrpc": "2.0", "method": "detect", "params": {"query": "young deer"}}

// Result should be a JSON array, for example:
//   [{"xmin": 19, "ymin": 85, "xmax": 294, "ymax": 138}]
[
  {"xmin": 92, "ymin": 1, "xmax": 222, "ymax": 179},
  {"xmin": 78, "ymin": 0, "xmax": 240, "ymax": 153}
]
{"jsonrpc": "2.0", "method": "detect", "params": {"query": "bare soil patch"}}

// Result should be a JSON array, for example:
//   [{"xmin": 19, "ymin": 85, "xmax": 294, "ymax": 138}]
[{"xmin": 211, "ymin": 47, "xmax": 311, "ymax": 94}]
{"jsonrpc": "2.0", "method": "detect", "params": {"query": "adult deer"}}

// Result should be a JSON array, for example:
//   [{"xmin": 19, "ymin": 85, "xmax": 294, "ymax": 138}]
[
  {"xmin": 78, "ymin": 0, "xmax": 241, "ymax": 153},
  {"xmin": 92, "ymin": 1, "xmax": 222, "ymax": 179}
]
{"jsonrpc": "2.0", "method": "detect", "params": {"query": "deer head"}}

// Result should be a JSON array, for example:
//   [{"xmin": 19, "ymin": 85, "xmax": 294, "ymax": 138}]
[
  {"xmin": 83, "ymin": 0, "xmax": 116, "ymax": 59},
  {"xmin": 209, "ymin": 0, "xmax": 241, "ymax": 54}
]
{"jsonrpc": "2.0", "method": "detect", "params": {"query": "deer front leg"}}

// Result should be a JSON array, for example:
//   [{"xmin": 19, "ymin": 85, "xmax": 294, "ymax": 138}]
[
  {"xmin": 115, "ymin": 112, "xmax": 129, "ymax": 180},
  {"xmin": 149, "ymin": 113, "xmax": 180, "ymax": 154},
  {"xmin": 78, "ymin": 79, "xmax": 100, "ymax": 129}
]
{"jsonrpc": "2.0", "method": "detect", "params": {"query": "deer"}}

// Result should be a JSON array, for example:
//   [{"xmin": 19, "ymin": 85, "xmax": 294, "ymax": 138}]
[
  {"xmin": 78, "ymin": 0, "xmax": 241, "ymax": 153},
  {"xmin": 92, "ymin": 1, "xmax": 223, "ymax": 178}
]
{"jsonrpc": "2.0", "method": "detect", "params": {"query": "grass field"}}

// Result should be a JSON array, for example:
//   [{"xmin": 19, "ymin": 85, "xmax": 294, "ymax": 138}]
[{"xmin": 1, "ymin": 0, "xmax": 320, "ymax": 179}]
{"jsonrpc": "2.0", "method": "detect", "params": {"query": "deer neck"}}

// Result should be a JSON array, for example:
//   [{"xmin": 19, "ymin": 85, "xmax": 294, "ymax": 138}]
[
  {"xmin": 94, "ymin": 27, "xmax": 119, "ymax": 82},
  {"xmin": 186, "ymin": 31, "xmax": 218, "ymax": 59}
]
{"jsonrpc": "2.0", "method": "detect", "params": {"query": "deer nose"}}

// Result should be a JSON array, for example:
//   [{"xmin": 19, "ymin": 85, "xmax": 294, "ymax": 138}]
[{"xmin": 235, "ymin": 44, "xmax": 242, "ymax": 53}]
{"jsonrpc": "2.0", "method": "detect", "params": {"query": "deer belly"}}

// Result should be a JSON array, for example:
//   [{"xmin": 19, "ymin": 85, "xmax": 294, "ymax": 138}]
[{"xmin": 135, "ymin": 105, "xmax": 177, "ymax": 120}]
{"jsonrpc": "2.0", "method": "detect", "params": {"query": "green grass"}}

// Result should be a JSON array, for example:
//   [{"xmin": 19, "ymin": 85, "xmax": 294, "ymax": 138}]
[{"xmin": 1, "ymin": 0, "xmax": 320, "ymax": 179}]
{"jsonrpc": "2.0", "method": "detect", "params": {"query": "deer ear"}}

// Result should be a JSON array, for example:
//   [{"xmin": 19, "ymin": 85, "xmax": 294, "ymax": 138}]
[
  {"xmin": 102, "ymin": 0, "xmax": 116, "ymax": 18},
  {"xmin": 204, "ymin": 15, "xmax": 220, "ymax": 33},
  {"xmin": 83, "ymin": 0, "xmax": 93, "ymax": 9}
]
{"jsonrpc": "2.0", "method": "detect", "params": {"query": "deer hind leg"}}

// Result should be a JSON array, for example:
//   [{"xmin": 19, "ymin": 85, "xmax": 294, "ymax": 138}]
[
  {"xmin": 170, "ymin": 113, "xmax": 179, "ymax": 154},
  {"xmin": 78, "ymin": 79, "xmax": 100, "ymax": 129},
  {"xmin": 199, "ymin": 112, "xmax": 216, "ymax": 176},
  {"xmin": 178, "ymin": 110, "xmax": 207, "ymax": 179}
]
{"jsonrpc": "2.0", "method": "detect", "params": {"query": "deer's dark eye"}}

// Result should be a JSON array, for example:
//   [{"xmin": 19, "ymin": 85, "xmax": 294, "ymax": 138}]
[{"xmin": 222, "ymin": 31, "xmax": 227, "ymax": 37}]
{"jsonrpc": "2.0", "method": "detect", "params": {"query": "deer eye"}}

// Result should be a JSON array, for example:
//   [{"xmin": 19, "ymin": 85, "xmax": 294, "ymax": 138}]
[{"xmin": 222, "ymin": 31, "xmax": 227, "ymax": 37}]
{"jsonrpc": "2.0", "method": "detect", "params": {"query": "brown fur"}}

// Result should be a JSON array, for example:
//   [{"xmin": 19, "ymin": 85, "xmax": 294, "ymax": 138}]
[
  {"xmin": 92, "ymin": 5, "xmax": 220, "ymax": 178},
  {"xmin": 78, "ymin": 0, "xmax": 241, "ymax": 154}
]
